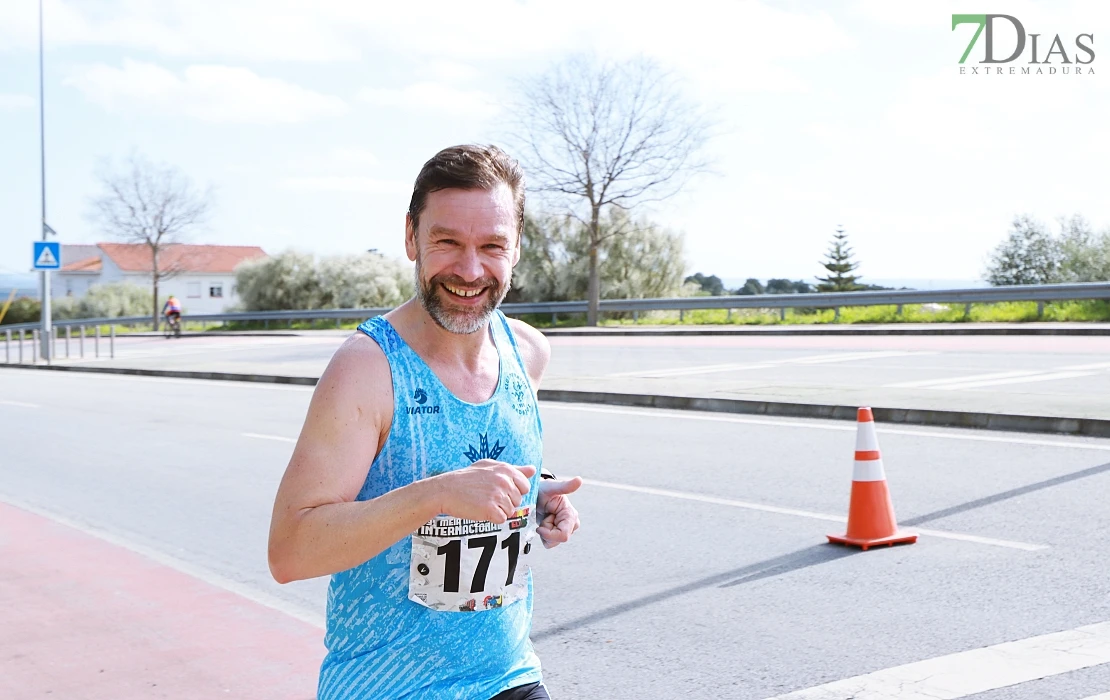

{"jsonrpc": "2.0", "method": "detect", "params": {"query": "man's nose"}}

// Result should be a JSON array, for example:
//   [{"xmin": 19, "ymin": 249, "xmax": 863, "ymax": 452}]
[{"xmin": 453, "ymin": 246, "xmax": 484, "ymax": 282}]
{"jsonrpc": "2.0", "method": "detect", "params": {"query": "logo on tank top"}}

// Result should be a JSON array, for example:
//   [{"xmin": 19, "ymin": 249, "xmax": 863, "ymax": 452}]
[
  {"xmin": 505, "ymin": 373, "xmax": 533, "ymax": 415},
  {"xmin": 407, "ymin": 387, "xmax": 441, "ymax": 415},
  {"xmin": 464, "ymin": 433, "xmax": 505, "ymax": 462}
]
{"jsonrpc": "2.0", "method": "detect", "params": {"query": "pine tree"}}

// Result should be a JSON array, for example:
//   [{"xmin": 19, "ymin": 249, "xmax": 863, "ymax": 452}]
[{"xmin": 815, "ymin": 226, "xmax": 863, "ymax": 292}]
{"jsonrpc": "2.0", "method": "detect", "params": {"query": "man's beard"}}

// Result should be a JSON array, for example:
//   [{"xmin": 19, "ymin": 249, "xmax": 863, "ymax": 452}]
[{"xmin": 414, "ymin": 258, "xmax": 510, "ymax": 335}]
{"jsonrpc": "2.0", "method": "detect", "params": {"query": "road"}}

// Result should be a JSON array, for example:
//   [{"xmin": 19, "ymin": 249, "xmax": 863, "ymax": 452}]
[
  {"xmin": 6, "ymin": 328, "xmax": 1110, "ymax": 420},
  {"xmin": 3, "ymin": 367, "xmax": 1110, "ymax": 698}
]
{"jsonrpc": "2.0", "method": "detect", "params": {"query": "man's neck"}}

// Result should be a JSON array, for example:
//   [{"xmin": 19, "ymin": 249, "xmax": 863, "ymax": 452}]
[{"xmin": 388, "ymin": 299, "xmax": 495, "ymax": 373}]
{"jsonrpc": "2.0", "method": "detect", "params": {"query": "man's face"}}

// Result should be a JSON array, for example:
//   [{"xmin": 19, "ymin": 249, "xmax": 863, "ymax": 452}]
[{"xmin": 406, "ymin": 184, "xmax": 520, "ymax": 335}]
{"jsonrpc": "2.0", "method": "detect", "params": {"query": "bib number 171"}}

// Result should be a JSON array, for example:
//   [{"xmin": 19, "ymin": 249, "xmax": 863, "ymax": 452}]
[{"xmin": 409, "ymin": 509, "xmax": 536, "ymax": 612}]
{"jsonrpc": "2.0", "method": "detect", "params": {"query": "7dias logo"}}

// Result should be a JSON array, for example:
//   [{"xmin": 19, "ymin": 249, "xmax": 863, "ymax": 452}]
[{"xmin": 952, "ymin": 14, "xmax": 1095, "ymax": 75}]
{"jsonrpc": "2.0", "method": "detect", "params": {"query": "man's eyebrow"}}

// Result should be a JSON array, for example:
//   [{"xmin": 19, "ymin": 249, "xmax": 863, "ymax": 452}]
[{"xmin": 427, "ymin": 225, "xmax": 462, "ymax": 238}]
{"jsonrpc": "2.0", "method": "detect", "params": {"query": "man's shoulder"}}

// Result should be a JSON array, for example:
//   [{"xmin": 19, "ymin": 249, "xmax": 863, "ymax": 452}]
[
  {"xmin": 504, "ymin": 317, "xmax": 551, "ymax": 385},
  {"xmin": 317, "ymin": 332, "xmax": 394, "ymax": 409}
]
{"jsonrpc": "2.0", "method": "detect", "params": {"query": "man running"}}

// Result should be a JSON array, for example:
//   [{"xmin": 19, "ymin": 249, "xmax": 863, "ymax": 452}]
[{"xmin": 268, "ymin": 144, "xmax": 582, "ymax": 700}]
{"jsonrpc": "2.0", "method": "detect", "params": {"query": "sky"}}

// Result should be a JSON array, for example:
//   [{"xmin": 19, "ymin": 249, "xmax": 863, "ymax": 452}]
[{"xmin": 1, "ymin": 0, "xmax": 1108, "ymax": 287}]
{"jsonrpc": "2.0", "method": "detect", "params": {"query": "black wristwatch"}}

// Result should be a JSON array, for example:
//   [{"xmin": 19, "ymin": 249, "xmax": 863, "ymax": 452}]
[{"xmin": 540, "ymin": 468, "xmax": 557, "ymax": 480}]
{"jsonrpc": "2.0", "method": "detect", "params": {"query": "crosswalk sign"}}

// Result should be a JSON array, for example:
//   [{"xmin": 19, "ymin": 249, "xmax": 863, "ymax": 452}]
[{"xmin": 33, "ymin": 241, "xmax": 61, "ymax": 270}]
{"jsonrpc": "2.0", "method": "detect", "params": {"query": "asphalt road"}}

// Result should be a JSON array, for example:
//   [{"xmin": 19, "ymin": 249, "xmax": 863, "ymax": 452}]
[
  {"xmin": 6, "ymin": 328, "xmax": 1110, "ymax": 420},
  {"xmin": 3, "ymin": 368, "xmax": 1110, "ymax": 698}
]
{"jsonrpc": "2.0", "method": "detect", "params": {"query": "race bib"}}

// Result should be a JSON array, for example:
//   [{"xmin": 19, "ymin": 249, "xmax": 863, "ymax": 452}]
[{"xmin": 409, "ymin": 506, "xmax": 537, "ymax": 612}]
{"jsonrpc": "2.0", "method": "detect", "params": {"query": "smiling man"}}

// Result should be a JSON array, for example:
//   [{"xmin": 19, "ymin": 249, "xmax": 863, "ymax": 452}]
[{"xmin": 267, "ymin": 144, "xmax": 582, "ymax": 700}]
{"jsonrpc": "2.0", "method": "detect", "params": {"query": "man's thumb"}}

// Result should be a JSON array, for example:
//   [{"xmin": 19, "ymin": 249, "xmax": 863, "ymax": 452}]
[{"xmin": 543, "ymin": 476, "xmax": 583, "ymax": 495}]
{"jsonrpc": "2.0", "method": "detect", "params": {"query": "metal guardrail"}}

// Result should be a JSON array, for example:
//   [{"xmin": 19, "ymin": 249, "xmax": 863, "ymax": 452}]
[{"xmin": 3, "ymin": 282, "xmax": 1110, "ymax": 363}]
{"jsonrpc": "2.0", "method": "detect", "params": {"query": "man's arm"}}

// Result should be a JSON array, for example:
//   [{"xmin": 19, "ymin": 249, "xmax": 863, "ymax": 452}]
[
  {"xmin": 267, "ymin": 334, "xmax": 535, "ymax": 584},
  {"xmin": 506, "ymin": 318, "xmax": 582, "ymax": 547}
]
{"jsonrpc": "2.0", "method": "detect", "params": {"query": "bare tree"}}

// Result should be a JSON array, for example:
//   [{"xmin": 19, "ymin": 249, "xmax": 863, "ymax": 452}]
[
  {"xmin": 510, "ymin": 54, "xmax": 711, "ymax": 325},
  {"xmin": 89, "ymin": 155, "xmax": 212, "ymax": 329}
]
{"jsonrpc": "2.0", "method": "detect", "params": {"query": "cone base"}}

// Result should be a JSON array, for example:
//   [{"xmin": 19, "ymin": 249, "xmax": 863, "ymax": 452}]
[{"xmin": 827, "ymin": 530, "xmax": 917, "ymax": 551}]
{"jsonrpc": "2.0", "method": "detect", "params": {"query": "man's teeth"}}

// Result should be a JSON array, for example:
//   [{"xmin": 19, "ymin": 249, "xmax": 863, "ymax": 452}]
[{"xmin": 445, "ymin": 284, "xmax": 484, "ymax": 298}]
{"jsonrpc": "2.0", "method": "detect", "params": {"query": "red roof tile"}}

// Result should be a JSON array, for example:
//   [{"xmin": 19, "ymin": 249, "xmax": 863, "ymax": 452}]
[
  {"xmin": 97, "ymin": 244, "xmax": 267, "ymax": 274},
  {"xmin": 61, "ymin": 256, "xmax": 103, "ymax": 273}
]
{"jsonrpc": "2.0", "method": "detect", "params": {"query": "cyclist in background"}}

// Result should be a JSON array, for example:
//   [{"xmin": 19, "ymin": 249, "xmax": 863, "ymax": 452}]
[{"xmin": 162, "ymin": 295, "xmax": 182, "ymax": 331}]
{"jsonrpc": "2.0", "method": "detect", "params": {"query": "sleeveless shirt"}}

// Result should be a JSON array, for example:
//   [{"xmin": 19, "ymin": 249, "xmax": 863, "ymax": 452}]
[{"xmin": 317, "ymin": 311, "xmax": 545, "ymax": 700}]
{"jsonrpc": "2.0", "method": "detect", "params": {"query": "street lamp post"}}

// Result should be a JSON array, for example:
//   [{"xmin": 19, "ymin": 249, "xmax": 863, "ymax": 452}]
[{"xmin": 38, "ymin": 0, "xmax": 52, "ymax": 362}]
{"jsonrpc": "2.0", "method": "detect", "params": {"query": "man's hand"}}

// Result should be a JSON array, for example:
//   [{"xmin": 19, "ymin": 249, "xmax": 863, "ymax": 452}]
[
  {"xmin": 434, "ymin": 460, "xmax": 536, "ymax": 524},
  {"xmin": 537, "ymin": 476, "xmax": 582, "ymax": 548}
]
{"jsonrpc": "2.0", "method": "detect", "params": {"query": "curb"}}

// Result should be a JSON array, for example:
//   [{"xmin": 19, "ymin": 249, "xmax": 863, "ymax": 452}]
[
  {"xmin": 5, "ymin": 363, "xmax": 1109, "ymax": 438},
  {"xmin": 0, "ymin": 363, "xmax": 318, "ymax": 385},
  {"xmin": 536, "ymin": 389, "xmax": 1110, "ymax": 438}
]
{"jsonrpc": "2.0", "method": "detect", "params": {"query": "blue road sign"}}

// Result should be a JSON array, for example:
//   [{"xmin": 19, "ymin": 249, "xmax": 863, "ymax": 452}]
[{"xmin": 33, "ymin": 241, "xmax": 61, "ymax": 270}]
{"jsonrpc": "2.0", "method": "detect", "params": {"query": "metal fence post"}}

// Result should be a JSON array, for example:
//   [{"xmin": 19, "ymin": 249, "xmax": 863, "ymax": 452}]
[
  {"xmin": 264, "ymin": 319, "xmax": 268, "ymax": 330},
  {"xmin": 725, "ymin": 308, "xmax": 731, "ymax": 322},
  {"xmin": 634, "ymin": 310, "xmax": 640, "ymax": 324},
  {"xmin": 50, "ymin": 327, "xmax": 56, "ymax": 363},
  {"xmin": 4, "ymin": 329, "xmax": 9, "ymax": 364},
  {"xmin": 18, "ymin": 330, "xmax": 24, "ymax": 364},
  {"xmin": 65, "ymin": 326, "xmax": 71, "ymax": 358},
  {"xmin": 110, "ymin": 325, "xmax": 115, "ymax": 359},
  {"xmin": 780, "ymin": 307, "xmax": 786, "ymax": 321},
  {"xmin": 964, "ymin": 303, "xmax": 972, "ymax": 319},
  {"xmin": 679, "ymin": 309, "xmax": 685, "ymax": 323},
  {"xmin": 896, "ymin": 304, "xmax": 903, "ymax": 316},
  {"xmin": 1037, "ymin": 301, "xmax": 1045, "ymax": 318},
  {"xmin": 32, "ymin": 330, "xmax": 39, "ymax": 363},
  {"xmin": 95, "ymin": 326, "xmax": 100, "ymax": 358},
  {"xmin": 834, "ymin": 307, "xmax": 840, "ymax": 321},
  {"xmin": 551, "ymin": 312, "xmax": 557, "ymax": 326},
  {"xmin": 79, "ymin": 325, "xmax": 85, "ymax": 358}
]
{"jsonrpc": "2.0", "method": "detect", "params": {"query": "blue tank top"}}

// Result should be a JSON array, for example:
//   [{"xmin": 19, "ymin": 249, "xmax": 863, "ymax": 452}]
[{"xmin": 318, "ymin": 311, "xmax": 545, "ymax": 700}]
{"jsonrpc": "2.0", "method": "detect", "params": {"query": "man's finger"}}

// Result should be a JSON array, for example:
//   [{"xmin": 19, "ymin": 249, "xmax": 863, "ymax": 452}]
[
  {"xmin": 540, "ymin": 476, "xmax": 583, "ymax": 496},
  {"xmin": 510, "ymin": 466, "xmax": 534, "ymax": 495}
]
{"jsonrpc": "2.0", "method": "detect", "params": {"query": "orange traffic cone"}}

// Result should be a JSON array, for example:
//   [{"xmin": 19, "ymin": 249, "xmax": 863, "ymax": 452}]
[{"xmin": 827, "ymin": 407, "xmax": 917, "ymax": 550}]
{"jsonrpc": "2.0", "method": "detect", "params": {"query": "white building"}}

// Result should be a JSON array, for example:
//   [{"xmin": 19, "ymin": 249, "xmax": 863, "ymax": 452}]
[{"xmin": 57, "ymin": 243, "xmax": 268, "ymax": 314}]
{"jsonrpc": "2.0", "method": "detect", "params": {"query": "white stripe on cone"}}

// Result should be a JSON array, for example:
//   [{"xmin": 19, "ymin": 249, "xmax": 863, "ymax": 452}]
[
  {"xmin": 853, "ymin": 458, "xmax": 887, "ymax": 482},
  {"xmin": 855, "ymin": 418, "xmax": 880, "ymax": 452}
]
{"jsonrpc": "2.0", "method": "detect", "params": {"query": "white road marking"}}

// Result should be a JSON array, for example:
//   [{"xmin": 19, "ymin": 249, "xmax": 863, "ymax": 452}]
[
  {"xmin": 764, "ymin": 620, "xmax": 1110, "ymax": 699},
  {"xmin": 784, "ymin": 351, "xmax": 935, "ymax": 364},
  {"xmin": 541, "ymin": 403, "xmax": 1110, "ymax": 452},
  {"xmin": 0, "ymin": 493, "xmax": 324, "ymax": 629},
  {"xmin": 1059, "ymin": 361, "xmax": 1110, "ymax": 371},
  {"xmin": 886, "ymin": 370, "xmax": 1043, "ymax": 388},
  {"xmin": 0, "ymin": 399, "xmax": 40, "ymax": 408},
  {"xmin": 583, "ymin": 479, "xmax": 1047, "ymax": 551},
  {"xmin": 611, "ymin": 351, "xmax": 934, "ymax": 378},
  {"xmin": 1078, "ymin": 693, "xmax": 1110, "ymax": 700},
  {"xmin": 244, "ymin": 432, "xmax": 297, "ymax": 443},
  {"xmin": 887, "ymin": 361, "xmax": 1110, "ymax": 390},
  {"xmin": 937, "ymin": 370, "xmax": 1099, "ymax": 390}
]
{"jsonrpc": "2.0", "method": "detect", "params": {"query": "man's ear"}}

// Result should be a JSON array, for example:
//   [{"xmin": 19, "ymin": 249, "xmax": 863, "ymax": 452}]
[{"xmin": 405, "ymin": 214, "xmax": 418, "ymax": 262}]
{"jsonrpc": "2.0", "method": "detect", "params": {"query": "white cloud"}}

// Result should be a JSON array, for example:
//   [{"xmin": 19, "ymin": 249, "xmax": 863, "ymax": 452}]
[
  {"xmin": 281, "ymin": 177, "xmax": 410, "ymax": 195},
  {"xmin": 0, "ymin": 93, "xmax": 35, "ymax": 110},
  {"xmin": 0, "ymin": 0, "xmax": 852, "ymax": 96},
  {"xmin": 358, "ymin": 82, "xmax": 500, "ymax": 118},
  {"xmin": 64, "ymin": 60, "xmax": 347, "ymax": 124}
]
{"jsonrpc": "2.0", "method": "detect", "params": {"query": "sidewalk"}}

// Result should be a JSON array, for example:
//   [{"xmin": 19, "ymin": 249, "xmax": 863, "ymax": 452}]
[{"xmin": 0, "ymin": 502, "xmax": 322, "ymax": 699}]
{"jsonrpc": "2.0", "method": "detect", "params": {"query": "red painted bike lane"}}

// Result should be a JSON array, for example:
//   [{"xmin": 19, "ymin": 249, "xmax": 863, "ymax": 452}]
[{"xmin": 0, "ymin": 502, "xmax": 323, "ymax": 699}]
